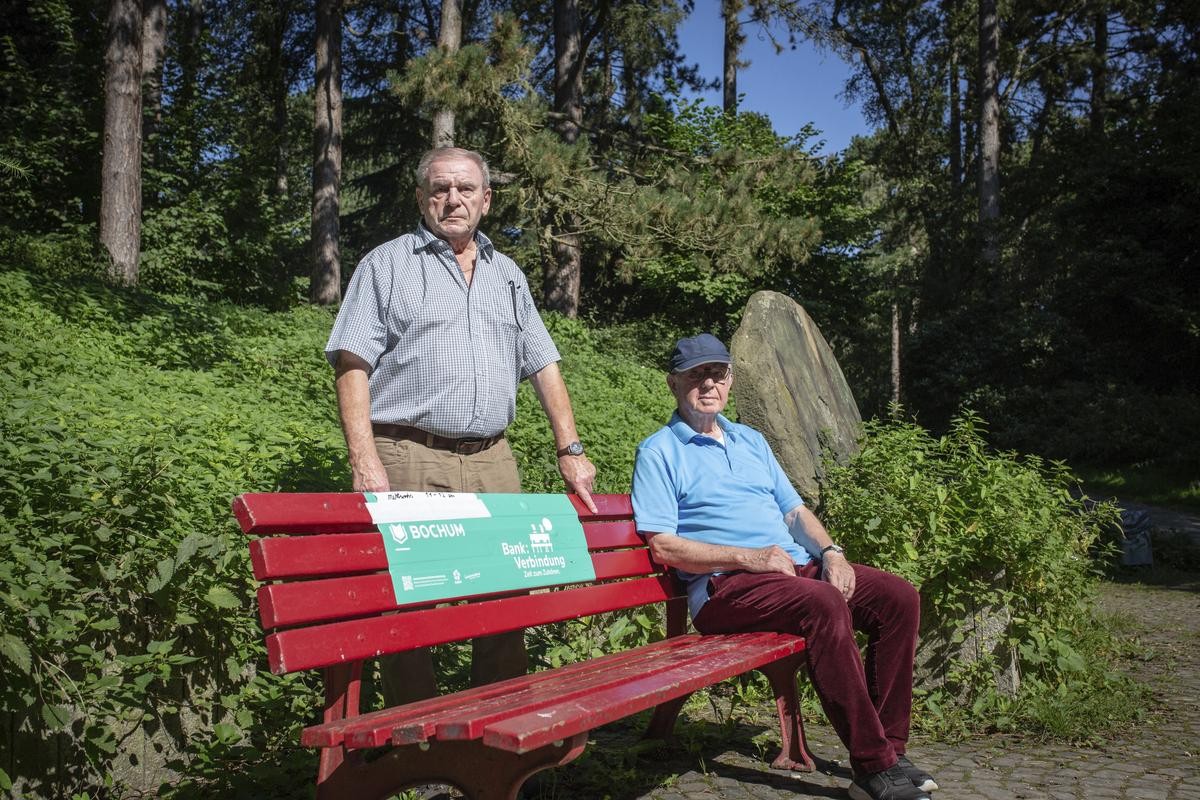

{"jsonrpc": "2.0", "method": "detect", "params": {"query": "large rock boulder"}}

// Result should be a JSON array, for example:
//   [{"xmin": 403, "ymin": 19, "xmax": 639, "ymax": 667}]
[{"xmin": 730, "ymin": 291, "xmax": 862, "ymax": 503}]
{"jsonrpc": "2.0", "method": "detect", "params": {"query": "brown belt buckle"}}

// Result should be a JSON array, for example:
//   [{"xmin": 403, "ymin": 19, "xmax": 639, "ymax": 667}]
[{"xmin": 454, "ymin": 437, "xmax": 486, "ymax": 455}]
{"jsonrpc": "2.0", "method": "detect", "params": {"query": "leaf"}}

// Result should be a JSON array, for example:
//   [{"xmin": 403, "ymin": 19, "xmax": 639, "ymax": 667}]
[
  {"xmin": 41, "ymin": 703, "xmax": 71, "ymax": 731},
  {"xmin": 148, "ymin": 638, "xmax": 177, "ymax": 655},
  {"xmin": 175, "ymin": 533, "xmax": 201, "ymax": 565},
  {"xmin": 0, "ymin": 633, "xmax": 32, "ymax": 674},
  {"xmin": 205, "ymin": 586, "xmax": 240, "ymax": 609},
  {"xmin": 213, "ymin": 722, "xmax": 242, "ymax": 744},
  {"xmin": 0, "ymin": 766, "xmax": 11, "ymax": 790},
  {"xmin": 157, "ymin": 558, "xmax": 175, "ymax": 587}
]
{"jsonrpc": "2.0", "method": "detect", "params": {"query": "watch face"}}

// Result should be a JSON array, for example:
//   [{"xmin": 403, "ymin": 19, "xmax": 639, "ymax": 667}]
[{"xmin": 566, "ymin": 442, "xmax": 584, "ymax": 456}]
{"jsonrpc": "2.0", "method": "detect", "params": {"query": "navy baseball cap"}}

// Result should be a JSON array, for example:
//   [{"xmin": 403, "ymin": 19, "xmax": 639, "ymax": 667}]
[{"xmin": 669, "ymin": 333, "xmax": 731, "ymax": 373}]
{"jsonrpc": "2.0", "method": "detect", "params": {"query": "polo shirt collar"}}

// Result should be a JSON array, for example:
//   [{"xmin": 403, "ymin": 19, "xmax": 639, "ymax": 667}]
[
  {"xmin": 414, "ymin": 220, "xmax": 495, "ymax": 259},
  {"xmin": 668, "ymin": 411, "xmax": 735, "ymax": 444}
]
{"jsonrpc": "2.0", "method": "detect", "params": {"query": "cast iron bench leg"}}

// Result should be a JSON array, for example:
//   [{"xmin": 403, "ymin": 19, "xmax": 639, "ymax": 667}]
[
  {"xmin": 759, "ymin": 652, "xmax": 815, "ymax": 771},
  {"xmin": 315, "ymin": 734, "xmax": 589, "ymax": 800}
]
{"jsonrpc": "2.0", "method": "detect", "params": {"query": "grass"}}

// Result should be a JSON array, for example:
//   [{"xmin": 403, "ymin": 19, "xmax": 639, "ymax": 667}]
[{"xmin": 1077, "ymin": 462, "xmax": 1200, "ymax": 510}]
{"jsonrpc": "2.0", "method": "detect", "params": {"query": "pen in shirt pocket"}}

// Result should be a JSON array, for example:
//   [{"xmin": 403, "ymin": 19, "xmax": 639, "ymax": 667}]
[{"xmin": 508, "ymin": 280, "xmax": 524, "ymax": 331}]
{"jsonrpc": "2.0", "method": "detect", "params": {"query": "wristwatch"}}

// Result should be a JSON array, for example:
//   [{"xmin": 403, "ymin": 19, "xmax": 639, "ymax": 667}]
[
  {"xmin": 819, "ymin": 543, "xmax": 845, "ymax": 558},
  {"xmin": 557, "ymin": 441, "xmax": 585, "ymax": 457}
]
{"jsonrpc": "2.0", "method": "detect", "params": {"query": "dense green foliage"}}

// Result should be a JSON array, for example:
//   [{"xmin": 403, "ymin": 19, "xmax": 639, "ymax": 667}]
[
  {"xmin": 0, "ymin": 265, "xmax": 339, "ymax": 795},
  {"xmin": 821, "ymin": 414, "xmax": 1145, "ymax": 739}
]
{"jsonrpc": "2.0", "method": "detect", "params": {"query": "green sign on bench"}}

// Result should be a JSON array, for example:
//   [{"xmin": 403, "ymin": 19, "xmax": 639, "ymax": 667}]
[{"xmin": 363, "ymin": 491, "xmax": 597, "ymax": 604}]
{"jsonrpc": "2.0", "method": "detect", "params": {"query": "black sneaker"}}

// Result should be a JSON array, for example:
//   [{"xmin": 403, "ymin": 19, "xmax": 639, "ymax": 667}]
[
  {"xmin": 848, "ymin": 764, "xmax": 932, "ymax": 800},
  {"xmin": 896, "ymin": 755, "xmax": 939, "ymax": 792}
]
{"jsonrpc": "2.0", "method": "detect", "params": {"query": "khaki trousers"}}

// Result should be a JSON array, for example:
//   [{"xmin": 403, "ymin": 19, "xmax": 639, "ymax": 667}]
[{"xmin": 375, "ymin": 434, "xmax": 528, "ymax": 705}]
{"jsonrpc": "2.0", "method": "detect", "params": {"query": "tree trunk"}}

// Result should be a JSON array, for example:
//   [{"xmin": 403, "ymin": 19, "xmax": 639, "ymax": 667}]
[
  {"xmin": 269, "ymin": 0, "xmax": 290, "ymax": 196},
  {"xmin": 310, "ymin": 0, "xmax": 343, "ymax": 306},
  {"xmin": 890, "ymin": 298, "xmax": 902, "ymax": 407},
  {"xmin": 432, "ymin": 0, "xmax": 462, "ymax": 147},
  {"xmin": 544, "ymin": 0, "xmax": 584, "ymax": 318},
  {"xmin": 947, "ymin": 0, "xmax": 962, "ymax": 197},
  {"xmin": 140, "ymin": 0, "xmax": 167, "ymax": 165},
  {"xmin": 722, "ymin": 0, "xmax": 745, "ymax": 114},
  {"xmin": 977, "ymin": 0, "xmax": 1001, "ymax": 268},
  {"xmin": 1090, "ymin": 7, "xmax": 1107, "ymax": 136},
  {"xmin": 100, "ymin": 0, "xmax": 143, "ymax": 287}
]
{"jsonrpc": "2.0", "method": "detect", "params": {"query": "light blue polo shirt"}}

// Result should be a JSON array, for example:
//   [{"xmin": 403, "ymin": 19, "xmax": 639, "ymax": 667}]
[{"xmin": 631, "ymin": 412, "xmax": 811, "ymax": 618}]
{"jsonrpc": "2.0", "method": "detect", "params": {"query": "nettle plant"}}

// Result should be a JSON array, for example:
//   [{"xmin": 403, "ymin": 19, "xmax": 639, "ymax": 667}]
[{"xmin": 819, "ymin": 412, "xmax": 1123, "ymax": 728}]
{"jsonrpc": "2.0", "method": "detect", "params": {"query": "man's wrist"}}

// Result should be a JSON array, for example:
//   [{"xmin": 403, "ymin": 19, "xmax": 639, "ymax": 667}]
[
  {"xmin": 819, "ymin": 543, "xmax": 845, "ymax": 558},
  {"xmin": 556, "ymin": 441, "xmax": 585, "ymax": 457}
]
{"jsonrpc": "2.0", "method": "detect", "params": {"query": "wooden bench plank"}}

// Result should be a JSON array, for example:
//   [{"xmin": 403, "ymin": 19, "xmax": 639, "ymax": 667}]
[
  {"xmin": 482, "ymin": 633, "xmax": 808, "ymax": 754},
  {"xmin": 428, "ymin": 635, "xmax": 786, "ymax": 744},
  {"xmin": 266, "ymin": 575, "xmax": 676, "ymax": 673},
  {"xmin": 235, "ymin": 492, "xmax": 634, "ymax": 535}
]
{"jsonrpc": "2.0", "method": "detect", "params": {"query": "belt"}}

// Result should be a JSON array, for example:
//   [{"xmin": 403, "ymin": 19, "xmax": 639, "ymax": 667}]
[{"xmin": 372, "ymin": 423, "xmax": 503, "ymax": 456}]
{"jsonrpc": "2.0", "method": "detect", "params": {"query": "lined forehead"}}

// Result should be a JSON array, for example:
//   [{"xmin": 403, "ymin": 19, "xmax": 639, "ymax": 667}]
[{"xmin": 424, "ymin": 158, "xmax": 484, "ymax": 187}]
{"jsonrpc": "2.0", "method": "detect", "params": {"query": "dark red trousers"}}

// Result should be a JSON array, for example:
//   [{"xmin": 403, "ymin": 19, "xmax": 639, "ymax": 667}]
[{"xmin": 692, "ymin": 561, "xmax": 920, "ymax": 774}]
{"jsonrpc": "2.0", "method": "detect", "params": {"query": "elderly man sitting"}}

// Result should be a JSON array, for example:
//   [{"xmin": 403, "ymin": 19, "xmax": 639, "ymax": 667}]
[{"xmin": 631, "ymin": 333, "xmax": 938, "ymax": 800}]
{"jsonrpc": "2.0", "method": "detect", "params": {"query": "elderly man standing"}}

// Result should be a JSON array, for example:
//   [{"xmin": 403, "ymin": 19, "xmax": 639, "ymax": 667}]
[
  {"xmin": 325, "ymin": 146, "xmax": 597, "ymax": 703},
  {"xmin": 631, "ymin": 333, "xmax": 937, "ymax": 800}
]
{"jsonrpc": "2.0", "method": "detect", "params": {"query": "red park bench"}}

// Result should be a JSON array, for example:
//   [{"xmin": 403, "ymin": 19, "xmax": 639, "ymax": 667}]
[{"xmin": 233, "ymin": 491, "xmax": 815, "ymax": 800}]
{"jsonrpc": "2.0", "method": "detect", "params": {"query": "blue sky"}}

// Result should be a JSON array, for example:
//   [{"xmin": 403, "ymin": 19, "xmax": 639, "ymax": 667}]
[{"xmin": 674, "ymin": 1, "xmax": 873, "ymax": 154}]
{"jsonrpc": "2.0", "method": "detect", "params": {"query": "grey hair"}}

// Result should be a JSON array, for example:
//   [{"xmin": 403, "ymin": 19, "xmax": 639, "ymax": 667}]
[{"xmin": 414, "ymin": 147, "xmax": 491, "ymax": 189}]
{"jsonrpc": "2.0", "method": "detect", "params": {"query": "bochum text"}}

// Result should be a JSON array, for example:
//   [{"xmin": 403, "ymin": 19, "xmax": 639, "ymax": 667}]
[{"xmin": 406, "ymin": 522, "xmax": 466, "ymax": 539}]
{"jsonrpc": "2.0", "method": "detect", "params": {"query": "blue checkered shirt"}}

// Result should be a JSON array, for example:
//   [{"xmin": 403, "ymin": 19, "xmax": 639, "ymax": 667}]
[{"xmin": 325, "ymin": 223, "xmax": 560, "ymax": 438}]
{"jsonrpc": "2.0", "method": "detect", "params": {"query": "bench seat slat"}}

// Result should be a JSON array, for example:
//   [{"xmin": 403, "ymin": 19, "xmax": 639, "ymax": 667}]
[
  {"xmin": 332, "ymin": 635, "xmax": 708, "ymax": 748},
  {"xmin": 248, "ymin": 520, "xmax": 642, "ymax": 582},
  {"xmin": 235, "ymin": 492, "xmax": 634, "ymax": 535},
  {"xmin": 428, "ymin": 635, "xmax": 778, "ymax": 744},
  {"xmin": 257, "ymin": 548, "xmax": 657, "ymax": 629},
  {"xmin": 482, "ymin": 632, "xmax": 807, "ymax": 754},
  {"xmin": 267, "ymin": 575, "xmax": 676, "ymax": 674}
]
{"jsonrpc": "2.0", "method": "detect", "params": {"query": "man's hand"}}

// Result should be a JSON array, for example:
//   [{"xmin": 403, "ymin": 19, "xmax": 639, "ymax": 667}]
[
  {"xmin": 558, "ymin": 454, "xmax": 598, "ymax": 513},
  {"xmin": 350, "ymin": 452, "xmax": 389, "ymax": 493},
  {"xmin": 745, "ymin": 545, "xmax": 798, "ymax": 576},
  {"xmin": 821, "ymin": 551, "xmax": 856, "ymax": 601}
]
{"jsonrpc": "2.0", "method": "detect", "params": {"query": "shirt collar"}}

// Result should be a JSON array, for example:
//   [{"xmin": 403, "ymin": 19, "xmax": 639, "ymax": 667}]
[
  {"xmin": 668, "ymin": 411, "xmax": 735, "ymax": 445},
  {"xmin": 414, "ymin": 220, "xmax": 495, "ymax": 259}
]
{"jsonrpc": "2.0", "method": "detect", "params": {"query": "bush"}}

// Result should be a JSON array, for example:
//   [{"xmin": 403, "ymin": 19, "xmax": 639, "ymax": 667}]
[
  {"xmin": 0, "ymin": 267, "xmax": 343, "ymax": 797},
  {"xmin": 820, "ymin": 412, "xmax": 1146, "ymax": 739}
]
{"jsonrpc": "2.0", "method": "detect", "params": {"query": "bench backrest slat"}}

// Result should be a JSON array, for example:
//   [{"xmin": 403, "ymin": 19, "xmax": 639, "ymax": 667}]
[
  {"xmin": 234, "ymin": 492, "xmax": 634, "ymax": 535},
  {"xmin": 266, "ymin": 574, "xmax": 676, "ymax": 674}
]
